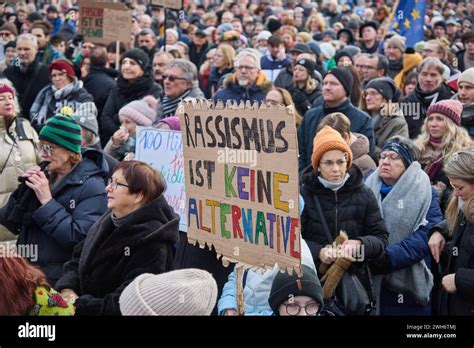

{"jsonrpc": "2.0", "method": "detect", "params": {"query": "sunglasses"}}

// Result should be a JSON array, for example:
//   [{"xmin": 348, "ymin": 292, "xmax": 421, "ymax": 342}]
[{"xmin": 163, "ymin": 74, "xmax": 187, "ymax": 82}]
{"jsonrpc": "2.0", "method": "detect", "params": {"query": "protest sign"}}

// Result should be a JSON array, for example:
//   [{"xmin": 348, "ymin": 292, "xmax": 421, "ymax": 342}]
[
  {"xmin": 150, "ymin": 0, "xmax": 183, "ymax": 11},
  {"xmin": 136, "ymin": 127, "xmax": 187, "ymax": 232},
  {"xmin": 178, "ymin": 100, "xmax": 301, "ymax": 274},
  {"xmin": 78, "ymin": 1, "xmax": 132, "ymax": 45}
]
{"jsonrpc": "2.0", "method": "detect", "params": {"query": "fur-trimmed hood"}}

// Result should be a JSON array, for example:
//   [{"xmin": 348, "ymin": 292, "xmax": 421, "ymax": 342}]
[{"xmin": 222, "ymin": 71, "xmax": 273, "ymax": 93}]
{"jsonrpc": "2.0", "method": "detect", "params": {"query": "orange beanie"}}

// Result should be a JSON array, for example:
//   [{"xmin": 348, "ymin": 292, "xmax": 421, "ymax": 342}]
[{"xmin": 311, "ymin": 126, "xmax": 353, "ymax": 170}]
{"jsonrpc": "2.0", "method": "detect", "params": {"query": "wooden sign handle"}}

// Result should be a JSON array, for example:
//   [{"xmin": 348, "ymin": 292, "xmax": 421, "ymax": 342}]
[{"xmin": 235, "ymin": 265, "xmax": 244, "ymax": 316}]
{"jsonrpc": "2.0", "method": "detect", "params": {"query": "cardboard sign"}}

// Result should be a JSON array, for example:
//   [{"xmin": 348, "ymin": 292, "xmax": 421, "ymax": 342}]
[
  {"xmin": 150, "ymin": 0, "xmax": 183, "ymax": 11},
  {"xmin": 78, "ymin": 1, "xmax": 132, "ymax": 44},
  {"xmin": 136, "ymin": 127, "xmax": 187, "ymax": 232},
  {"xmin": 178, "ymin": 100, "xmax": 301, "ymax": 274}
]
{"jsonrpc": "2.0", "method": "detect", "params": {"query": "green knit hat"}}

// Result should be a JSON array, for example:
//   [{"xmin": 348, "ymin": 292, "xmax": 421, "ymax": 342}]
[{"xmin": 39, "ymin": 111, "xmax": 82, "ymax": 154}]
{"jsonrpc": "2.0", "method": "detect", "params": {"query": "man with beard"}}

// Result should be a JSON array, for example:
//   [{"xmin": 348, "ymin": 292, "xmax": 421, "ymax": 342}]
[
  {"xmin": 401, "ymin": 57, "xmax": 455, "ymax": 138},
  {"xmin": 152, "ymin": 51, "xmax": 173, "ymax": 88},
  {"xmin": 213, "ymin": 48, "xmax": 272, "ymax": 104},
  {"xmin": 4, "ymin": 33, "xmax": 49, "ymax": 119},
  {"xmin": 137, "ymin": 29, "xmax": 158, "ymax": 66}
]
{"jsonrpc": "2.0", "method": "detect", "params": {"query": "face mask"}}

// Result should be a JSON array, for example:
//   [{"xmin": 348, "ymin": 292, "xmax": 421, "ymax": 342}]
[{"xmin": 257, "ymin": 47, "xmax": 267, "ymax": 55}]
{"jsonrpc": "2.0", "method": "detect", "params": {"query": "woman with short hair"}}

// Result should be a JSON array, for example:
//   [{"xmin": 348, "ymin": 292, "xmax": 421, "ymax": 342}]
[{"xmin": 56, "ymin": 160, "xmax": 180, "ymax": 315}]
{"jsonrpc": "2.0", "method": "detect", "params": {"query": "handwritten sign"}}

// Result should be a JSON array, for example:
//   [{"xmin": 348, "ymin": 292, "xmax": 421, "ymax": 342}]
[
  {"xmin": 178, "ymin": 101, "xmax": 301, "ymax": 274},
  {"xmin": 136, "ymin": 127, "xmax": 187, "ymax": 232},
  {"xmin": 78, "ymin": 1, "xmax": 132, "ymax": 44},
  {"xmin": 150, "ymin": 0, "xmax": 183, "ymax": 11}
]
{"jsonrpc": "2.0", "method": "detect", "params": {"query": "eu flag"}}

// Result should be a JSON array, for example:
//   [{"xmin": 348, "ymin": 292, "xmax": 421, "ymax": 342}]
[{"xmin": 389, "ymin": 0, "xmax": 427, "ymax": 48}]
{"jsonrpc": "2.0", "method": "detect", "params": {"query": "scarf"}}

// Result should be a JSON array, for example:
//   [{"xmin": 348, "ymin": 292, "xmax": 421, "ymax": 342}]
[
  {"xmin": 366, "ymin": 162, "xmax": 433, "ymax": 306},
  {"xmin": 413, "ymin": 83, "xmax": 443, "ymax": 108},
  {"xmin": 116, "ymin": 71, "xmax": 155, "ymax": 101},
  {"xmin": 161, "ymin": 89, "xmax": 192, "ymax": 119},
  {"xmin": 317, "ymin": 173, "xmax": 350, "ymax": 191},
  {"xmin": 424, "ymin": 150, "xmax": 444, "ymax": 183},
  {"xmin": 388, "ymin": 58, "xmax": 403, "ymax": 78},
  {"xmin": 380, "ymin": 182, "xmax": 393, "ymax": 199}
]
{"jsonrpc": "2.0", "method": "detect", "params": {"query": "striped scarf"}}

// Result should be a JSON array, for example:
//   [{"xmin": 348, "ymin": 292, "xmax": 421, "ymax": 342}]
[{"xmin": 160, "ymin": 89, "xmax": 192, "ymax": 119}]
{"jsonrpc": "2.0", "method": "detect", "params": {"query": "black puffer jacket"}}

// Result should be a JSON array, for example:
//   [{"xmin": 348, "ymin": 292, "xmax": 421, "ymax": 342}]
[
  {"xmin": 432, "ymin": 210, "xmax": 474, "ymax": 316},
  {"xmin": 55, "ymin": 194, "xmax": 180, "ymax": 315},
  {"xmin": 83, "ymin": 66, "xmax": 118, "ymax": 117},
  {"xmin": 300, "ymin": 164, "xmax": 389, "ymax": 267}
]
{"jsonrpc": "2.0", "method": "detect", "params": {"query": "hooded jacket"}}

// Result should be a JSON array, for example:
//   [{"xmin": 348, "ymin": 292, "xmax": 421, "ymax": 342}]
[
  {"xmin": 213, "ymin": 72, "xmax": 272, "ymax": 104},
  {"xmin": 55, "ymin": 194, "xmax": 180, "ymax": 315},
  {"xmin": 0, "ymin": 148, "xmax": 108, "ymax": 284}
]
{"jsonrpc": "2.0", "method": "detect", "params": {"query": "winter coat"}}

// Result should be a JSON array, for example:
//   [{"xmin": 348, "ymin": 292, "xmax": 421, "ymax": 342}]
[
  {"xmin": 298, "ymin": 99, "xmax": 375, "ymax": 173},
  {"xmin": 217, "ymin": 239, "xmax": 316, "ymax": 316},
  {"xmin": 401, "ymin": 83, "xmax": 455, "ymax": 139},
  {"xmin": 35, "ymin": 43, "xmax": 65, "ymax": 66},
  {"xmin": 88, "ymin": 141, "xmax": 118, "ymax": 179},
  {"xmin": 55, "ymin": 194, "xmax": 180, "ymax": 315},
  {"xmin": 300, "ymin": 164, "xmax": 389, "ymax": 268},
  {"xmin": 376, "ymin": 187, "xmax": 442, "ymax": 315},
  {"xmin": 261, "ymin": 53, "xmax": 291, "ymax": 83},
  {"xmin": 372, "ymin": 109, "xmax": 409, "ymax": 160},
  {"xmin": 100, "ymin": 75, "xmax": 162, "ymax": 147},
  {"xmin": 0, "ymin": 148, "xmax": 108, "ymax": 284},
  {"xmin": 48, "ymin": 17, "xmax": 64, "ymax": 35},
  {"xmin": 189, "ymin": 42, "xmax": 212, "ymax": 71},
  {"xmin": 431, "ymin": 209, "xmax": 474, "ymax": 315},
  {"xmin": 460, "ymin": 102, "xmax": 474, "ymax": 137},
  {"xmin": 0, "ymin": 116, "xmax": 39, "ymax": 241},
  {"xmin": 205, "ymin": 66, "xmax": 233, "ymax": 99},
  {"xmin": 4, "ymin": 61, "xmax": 50, "ymax": 119},
  {"xmin": 29, "ymin": 79, "xmax": 94, "ymax": 132},
  {"xmin": 274, "ymin": 66, "xmax": 293, "ymax": 90},
  {"xmin": 83, "ymin": 66, "xmax": 118, "ymax": 117},
  {"xmin": 213, "ymin": 72, "xmax": 273, "ymax": 104},
  {"xmin": 350, "ymin": 133, "xmax": 376, "ymax": 177},
  {"xmin": 288, "ymin": 84, "xmax": 322, "ymax": 116}
]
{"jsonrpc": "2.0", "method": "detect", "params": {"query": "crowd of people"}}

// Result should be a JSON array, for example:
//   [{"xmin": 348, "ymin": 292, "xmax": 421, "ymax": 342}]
[{"xmin": 0, "ymin": 0, "xmax": 473, "ymax": 316}]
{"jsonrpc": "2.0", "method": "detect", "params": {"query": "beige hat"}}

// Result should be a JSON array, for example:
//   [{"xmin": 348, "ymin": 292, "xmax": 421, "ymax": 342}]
[{"xmin": 119, "ymin": 269, "xmax": 218, "ymax": 316}]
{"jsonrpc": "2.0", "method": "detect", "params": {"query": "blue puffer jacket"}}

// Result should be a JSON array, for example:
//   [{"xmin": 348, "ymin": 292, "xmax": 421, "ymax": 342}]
[
  {"xmin": 213, "ymin": 72, "xmax": 272, "ymax": 104},
  {"xmin": 0, "ymin": 148, "xmax": 108, "ymax": 284},
  {"xmin": 298, "ymin": 99, "xmax": 375, "ymax": 173}
]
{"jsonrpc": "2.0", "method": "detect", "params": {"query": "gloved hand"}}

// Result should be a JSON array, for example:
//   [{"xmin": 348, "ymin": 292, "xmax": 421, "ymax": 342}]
[
  {"xmin": 369, "ymin": 252, "xmax": 392, "ymax": 275},
  {"xmin": 321, "ymin": 256, "xmax": 352, "ymax": 299}
]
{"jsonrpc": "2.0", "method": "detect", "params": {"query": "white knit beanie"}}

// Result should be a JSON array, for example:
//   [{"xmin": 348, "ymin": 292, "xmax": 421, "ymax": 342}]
[
  {"xmin": 119, "ymin": 96, "xmax": 158, "ymax": 126},
  {"xmin": 119, "ymin": 269, "xmax": 218, "ymax": 316},
  {"xmin": 458, "ymin": 67, "xmax": 474, "ymax": 86}
]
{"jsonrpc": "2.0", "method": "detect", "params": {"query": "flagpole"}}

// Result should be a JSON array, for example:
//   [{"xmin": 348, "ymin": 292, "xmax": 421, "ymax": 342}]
[{"xmin": 378, "ymin": 0, "xmax": 401, "ymax": 51}]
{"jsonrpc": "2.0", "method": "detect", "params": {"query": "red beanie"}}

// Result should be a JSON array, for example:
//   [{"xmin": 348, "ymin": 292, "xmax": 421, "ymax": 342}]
[
  {"xmin": 426, "ymin": 99, "xmax": 463, "ymax": 126},
  {"xmin": 48, "ymin": 59, "xmax": 76, "ymax": 81},
  {"xmin": 0, "ymin": 83, "xmax": 15, "ymax": 96}
]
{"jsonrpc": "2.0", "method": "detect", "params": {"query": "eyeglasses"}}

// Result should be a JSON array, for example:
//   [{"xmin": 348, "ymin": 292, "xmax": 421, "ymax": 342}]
[
  {"xmin": 163, "ymin": 74, "xmax": 187, "ymax": 82},
  {"xmin": 38, "ymin": 143, "xmax": 58, "ymax": 157},
  {"xmin": 107, "ymin": 177, "xmax": 129, "ymax": 190},
  {"xmin": 236, "ymin": 65, "xmax": 258, "ymax": 71},
  {"xmin": 284, "ymin": 302, "xmax": 319, "ymax": 316},
  {"xmin": 0, "ymin": 32, "xmax": 12, "ymax": 37},
  {"xmin": 380, "ymin": 153, "xmax": 401, "ymax": 162},
  {"xmin": 320, "ymin": 159, "xmax": 348, "ymax": 167}
]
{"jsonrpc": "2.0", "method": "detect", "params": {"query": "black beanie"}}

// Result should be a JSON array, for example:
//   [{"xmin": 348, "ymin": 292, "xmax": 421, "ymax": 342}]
[
  {"xmin": 268, "ymin": 265, "xmax": 323, "ymax": 314},
  {"xmin": 121, "ymin": 48, "xmax": 149, "ymax": 72},
  {"xmin": 365, "ymin": 77, "xmax": 401, "ymax": 102},
  {"xmin": 326, "ymin": 67, "xmax": 354, "ymax": 97},
  {"xmin": 267, "ymin": 18, "xmax": 282, "ymax": 33},
  {"xmin": 295, "ymin": 58, "xmax": 318, "ymax": 80},
  {"xmin": 334, "ymin": 50, "xmax": 353, "ymax": 65}
]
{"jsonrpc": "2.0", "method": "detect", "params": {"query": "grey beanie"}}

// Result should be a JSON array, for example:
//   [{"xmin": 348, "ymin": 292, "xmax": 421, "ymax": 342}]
[
  {"xmin": 72, "ymin": 102, "xmax": 99, "ymax": 136},
  {"xmin": 119, "ymin": 269, "xmax": 218, "ymax": 316}
]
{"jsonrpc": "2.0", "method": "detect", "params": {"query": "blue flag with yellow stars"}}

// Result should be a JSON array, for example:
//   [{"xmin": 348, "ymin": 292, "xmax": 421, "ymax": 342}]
[{"xmin": 389, "ymin": 0, "xmax": 427, "ymax": 48}]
